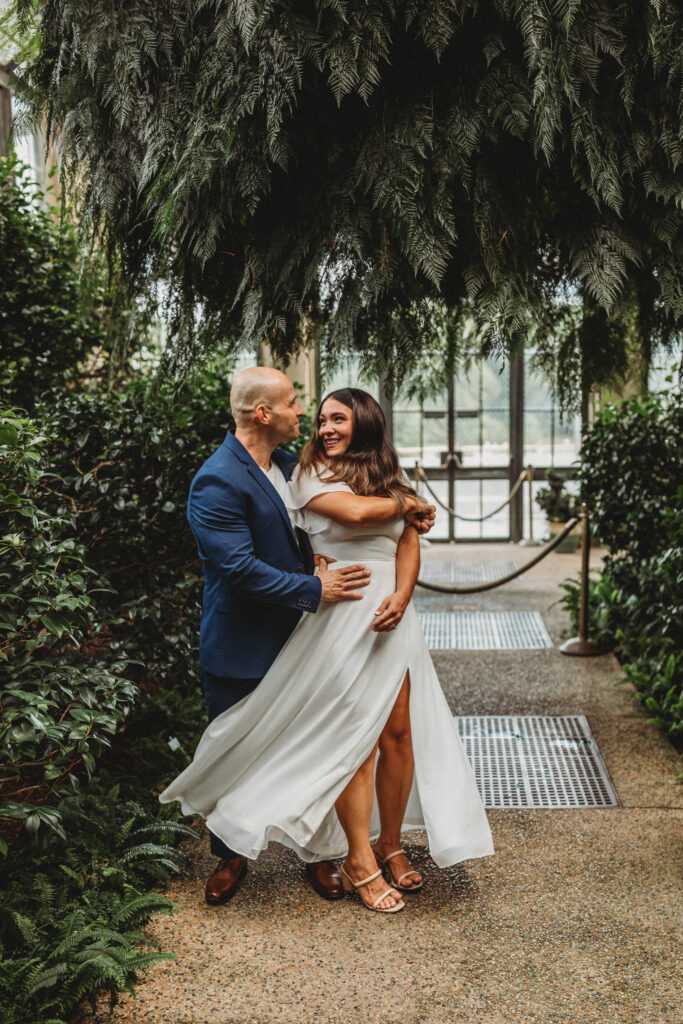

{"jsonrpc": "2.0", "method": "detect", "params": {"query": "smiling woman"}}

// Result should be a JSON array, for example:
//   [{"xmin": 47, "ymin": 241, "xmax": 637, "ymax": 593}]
[
  {"xmin": 298, "ymin": 388, "xmax": 418, "ymax": 512},
  {"xmin": 297, "ymin": 389, "xmax": 431, "ymax": 528},
  {"xmin": 319, "ymin": 398, "xmax": 354, "ymax": 455}
]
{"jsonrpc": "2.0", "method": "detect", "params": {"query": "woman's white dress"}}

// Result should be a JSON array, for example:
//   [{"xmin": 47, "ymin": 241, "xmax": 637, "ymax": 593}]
[{"xmin": 160, "ymin": 468, "xmax": 493, "ymax": 867}]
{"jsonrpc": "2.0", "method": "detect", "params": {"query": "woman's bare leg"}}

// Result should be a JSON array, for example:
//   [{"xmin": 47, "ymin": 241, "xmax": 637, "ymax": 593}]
[
  {"xmin": 374, "ymin": 673, "xmax": 422, "ymax": 889},
  {"xmin": 335, "ymin": 743, "xmax": 400, "ymax": 910}
]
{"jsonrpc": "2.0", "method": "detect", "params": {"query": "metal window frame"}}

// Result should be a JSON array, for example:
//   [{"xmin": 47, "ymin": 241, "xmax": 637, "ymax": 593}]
[{"xmin": 389, "ymin": 350, "xmax": 577, "ymax": 544}]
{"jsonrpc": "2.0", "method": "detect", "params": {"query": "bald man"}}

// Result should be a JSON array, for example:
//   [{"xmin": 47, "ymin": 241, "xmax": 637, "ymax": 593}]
[{"xmin": 187, "ymin": 367, "xmax": 431, "ymax": 905}]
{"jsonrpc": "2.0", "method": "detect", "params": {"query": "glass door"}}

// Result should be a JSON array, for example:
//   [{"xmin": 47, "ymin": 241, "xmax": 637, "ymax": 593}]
[{"xmin": 394, "ymin": 355, "xmax": 516, "ymax": 541}]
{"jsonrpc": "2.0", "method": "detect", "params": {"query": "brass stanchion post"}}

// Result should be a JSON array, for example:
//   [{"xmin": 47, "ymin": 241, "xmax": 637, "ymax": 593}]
[
  {"xmin": 560, "ymin": 506, "xmax": 603, "ymax": 656},
  {"xmin": 518, "ymin": 465, "xmax": 541, "ymax": 547}
]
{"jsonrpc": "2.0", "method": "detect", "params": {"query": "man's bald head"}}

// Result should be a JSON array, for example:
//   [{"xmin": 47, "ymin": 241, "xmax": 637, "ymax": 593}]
[{"xmin": 230, "ymin": 366, "xmax": 292, "ymax": 426}]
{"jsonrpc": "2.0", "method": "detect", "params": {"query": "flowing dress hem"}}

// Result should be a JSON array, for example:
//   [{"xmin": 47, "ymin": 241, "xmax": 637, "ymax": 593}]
[
  {"xmin": 164, "ymin": 649, "xmax": 494, "ymax": 869},
  {"xmin": 174, "ymin": 806, "xmax": 494, "ymax": 867},
  {"xmin": 160, "ymin": 540, "xmax": 494, "ymax": 871}
]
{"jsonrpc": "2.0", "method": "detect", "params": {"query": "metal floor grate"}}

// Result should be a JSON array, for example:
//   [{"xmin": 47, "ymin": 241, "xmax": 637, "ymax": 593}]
[
  {"xmin": 419, "ymin": 611, "xmax": 553, "ymax": 650},
  {"xmin": 457, "ymin": 715, "xmax": 619, "ymax": 808},
  {"xmin": 420, "ymin": 560, "xmax": 516, "ymax": 583}
]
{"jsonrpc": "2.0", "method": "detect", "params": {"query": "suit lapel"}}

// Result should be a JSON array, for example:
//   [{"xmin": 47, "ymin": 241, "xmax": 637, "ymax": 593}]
[
  {"xmin": 272, "ymin": 447, "xmax": 295, "ymax": 481},
  {"xmin": 223, "ymin": 434, "xmax": 300, "ymax": 550},
  {"xmin": 247, "ymin": 462, "xmax": 300, "ymax": 548},
  {"xmin": 272, "ymin": 452, "xmax": 314, "ymax": 571}
]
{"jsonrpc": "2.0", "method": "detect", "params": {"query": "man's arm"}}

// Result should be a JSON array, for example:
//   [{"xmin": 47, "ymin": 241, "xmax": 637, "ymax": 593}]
[
  {"xmin": 190, "ymin": 475, "xmax": 369, "ymax": 609},
  {"xmin": 190, "ymin": 475, "xmax": 321, "ymax": 610}
]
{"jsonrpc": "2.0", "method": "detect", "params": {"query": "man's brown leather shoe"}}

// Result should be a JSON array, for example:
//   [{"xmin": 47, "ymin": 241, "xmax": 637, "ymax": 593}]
[
  {"xmin": 205, "ymin": 856, "xmax": 248, "ymax": 905},
  {"xmin": 305, "ymin": 860, "xmax": 343, "ymax": 900}
]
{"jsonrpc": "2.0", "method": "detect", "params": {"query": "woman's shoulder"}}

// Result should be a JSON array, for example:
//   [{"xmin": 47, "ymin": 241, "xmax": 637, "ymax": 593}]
[
  {"xmin": 292, "ymin": 461, "xmax": 334, "ymax": 485},
  {"xmin": 289, "ymin": 461, "xmax": 353, "ymax": 505}
]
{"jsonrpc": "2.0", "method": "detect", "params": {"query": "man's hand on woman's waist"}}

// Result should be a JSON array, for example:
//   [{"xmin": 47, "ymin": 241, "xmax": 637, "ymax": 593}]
[{"xmin": 314, "ymin": 554, "xmax": 371, "ymax": 602}]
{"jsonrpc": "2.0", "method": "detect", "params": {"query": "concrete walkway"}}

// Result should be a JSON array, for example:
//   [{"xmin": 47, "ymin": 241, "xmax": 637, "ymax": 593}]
[{"xmin": 89, "ymin": 544, "xmax": 682, "ymax": 1024}]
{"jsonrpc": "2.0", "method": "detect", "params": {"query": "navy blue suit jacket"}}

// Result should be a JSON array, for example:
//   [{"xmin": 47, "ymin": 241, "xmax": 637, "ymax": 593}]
[{"xmin": 188, "ymin": 431, "xmax": 322, "ymax": 678}]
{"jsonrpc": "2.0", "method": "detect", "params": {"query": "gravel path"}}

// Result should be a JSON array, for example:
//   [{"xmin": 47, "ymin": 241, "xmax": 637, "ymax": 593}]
[{"xmin": 86, "ymin": 544, "xmax": 682, "ymax": 1024}]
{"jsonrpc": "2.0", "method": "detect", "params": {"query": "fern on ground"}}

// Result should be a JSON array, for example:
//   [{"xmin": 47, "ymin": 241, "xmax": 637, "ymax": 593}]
[{"xmin": 0, "ymin": 692, "xmax": 203, "ymax": 1024}]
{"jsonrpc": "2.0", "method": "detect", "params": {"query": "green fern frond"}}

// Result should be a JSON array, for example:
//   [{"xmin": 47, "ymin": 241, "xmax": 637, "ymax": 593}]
[
  {"xmin": 126, "ymin": 819, "xmax": 198, "ymax": 841},
  {"xmin": 110, "ymin": 893, "xmax": 174, "ymax": 929},
  {"xmin": 119, "ymin": 841, "xmax": 182, "ymax": 863},
  {"xmin": 0, "ymin": 906, "xmax": 33, "ymax": 950},
  {"xmin": 27, "ymin": 962, "xmax": 70, "ymax": 997}
]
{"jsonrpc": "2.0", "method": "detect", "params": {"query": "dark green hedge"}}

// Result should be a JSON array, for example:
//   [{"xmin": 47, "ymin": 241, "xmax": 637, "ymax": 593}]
[
  {"xmin": 0, "ymin": 370, "xmax": 238, "ymax": 1019},
  {"xmin": 0, "ymin": 157, "xmax": 246, "ymax": 1020},
  {"xmin": 0, "ymin": 157, "xmax": 106, "ymax": 409},
  {"xmin": 562, "ymin": 380, "xmax": 683, "ymax": 746}
]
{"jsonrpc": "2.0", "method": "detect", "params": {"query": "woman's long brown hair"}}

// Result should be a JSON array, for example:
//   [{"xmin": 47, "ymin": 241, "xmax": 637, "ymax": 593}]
[{"xmin": 298, "ymin": 388, "xmax": 417, "ymax": 510}]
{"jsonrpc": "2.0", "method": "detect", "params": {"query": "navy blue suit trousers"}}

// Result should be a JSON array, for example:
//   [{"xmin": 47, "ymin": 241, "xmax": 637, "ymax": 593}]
[{"xmin": 202, "ymin": 670, "xmax": 262, "ymax": 859}]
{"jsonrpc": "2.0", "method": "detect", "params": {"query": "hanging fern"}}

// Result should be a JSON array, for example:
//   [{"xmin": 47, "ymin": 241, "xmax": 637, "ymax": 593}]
[{"xmin": 11, "ymin": 0, "xmax": 683, "ymax": 387}]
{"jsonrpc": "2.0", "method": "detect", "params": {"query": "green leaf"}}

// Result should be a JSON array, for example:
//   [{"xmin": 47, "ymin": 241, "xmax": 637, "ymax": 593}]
[
  {"xmin": 40, "ymin": 612, "xmax": 73, "ymax": 638},
  {"xmin": 0, "ymin": 423, "xmax": 19, "ymax": 445},
  {"xmin": 24, "ymin": 812, "xmax": 41, "ymax": 836}
]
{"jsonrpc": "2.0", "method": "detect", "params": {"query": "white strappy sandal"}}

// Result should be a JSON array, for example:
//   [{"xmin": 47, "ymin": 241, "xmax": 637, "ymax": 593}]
[
  {"xmin": 340, "ymin": 863, "xmax": 405, "ymax": 913},
  {"xmin": 375, "ymin": 848, "xmax": 423, "ymax": 892}
]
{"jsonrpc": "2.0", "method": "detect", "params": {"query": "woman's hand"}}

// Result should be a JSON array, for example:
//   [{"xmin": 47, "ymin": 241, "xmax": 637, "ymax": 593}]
[
  {"xmin": 404, "ymin": 493, "xmax": 436, "ymax": 534},
  {"xmin": 405, "ymin": 493, "xmax": 430, "ymax": 513},
  {"xmin": 372, "ymin": 591, "xmax": 409, "ymax": 632}
]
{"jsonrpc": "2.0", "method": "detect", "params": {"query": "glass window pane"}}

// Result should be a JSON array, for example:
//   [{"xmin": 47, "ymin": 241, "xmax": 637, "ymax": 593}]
[
  {"xmin": 322, "ymin": 359, "xmax": 379, "ymax": 399},
  {"xmin": 524, "ymin": 408, "xmax": 553, "ymax": 467},
  {"xmin": 452, "ymin": 479, "xmax": 509, "ymax": 539},
  {"xmin": 393, "ymin": 409, "xmax": 422, "ymax": 454},
  {"xmin": 480, "ymin": 479, "xmax": 510, "ymax": 539},
  {"xmin": 418, "ymin": 480, "xmax": 449, "ymax": 540},
  {"xmin": 481, "ymin": 358, "xmax": 510, "ymax": 410}
]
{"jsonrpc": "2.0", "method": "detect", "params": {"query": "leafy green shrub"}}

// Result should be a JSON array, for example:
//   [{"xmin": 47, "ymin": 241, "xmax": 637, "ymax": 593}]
[
  {"xmin": 567, "ymin": 380, "xmax": 683, "ymax": 744},
  {"xmin": 1, "ymin": 600, "xmax": 206, "ymax": 1022},
  {"xmin": 2, "ymin": 356, "xmax": 238, "ymax": 835},
  {"xmin": 1, "ymin": 156, "xmax": 244, "ymax": 1020},
  {"xmin": 0, "ymin": 410, "xmax": 136, "ymax": 844},
  {"xmin": 560, "ymin": 545, "xmax": 683, "ymax": 745},
  {"xmin": 0, "ymin": 585, "xmax": 207, "ymax": 1021},
  {"xmin": 558, "ymin": 572, "xmax": 622, "ymax": 651},
  {"xmin": 35, "ymin": 367, "xmax": 235, "ymax": 694},
  {"xmin": 577, "ymin": 386, "xmax": 683, "ymax": 561},
  {"xmin": 0, "ymin": 156, "xmax": 106, "ymax": 410},
  {"xmin": 535, "ymin": 468, "xmax": 580, "ymax": 522}
]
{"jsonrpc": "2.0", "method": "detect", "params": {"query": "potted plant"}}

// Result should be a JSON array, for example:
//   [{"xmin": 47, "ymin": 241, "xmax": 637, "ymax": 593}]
[{"xmin": 535, "ymin": 470, "xmax": 582, "ymax": 552}]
